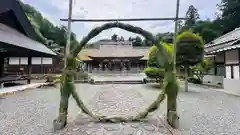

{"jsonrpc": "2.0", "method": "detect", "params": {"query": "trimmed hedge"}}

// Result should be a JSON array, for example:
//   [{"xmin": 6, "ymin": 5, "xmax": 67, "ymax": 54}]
[
  {"xmin": 188, "ymin": 75, "xmax": 202, "ymax": 84},
  {"xmin": 144, "ymin": 67, "xmax": 164, "ymax": 79}
]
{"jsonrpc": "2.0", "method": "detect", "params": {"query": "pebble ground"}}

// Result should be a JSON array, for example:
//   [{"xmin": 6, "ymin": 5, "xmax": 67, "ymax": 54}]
[{"xmin": 0, "ymin": 83, "xmax": 240, "ymax": 135}]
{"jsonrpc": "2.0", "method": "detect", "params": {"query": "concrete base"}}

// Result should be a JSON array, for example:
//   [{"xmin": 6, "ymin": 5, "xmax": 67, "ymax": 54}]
[
  {"xmin": 202, "ymin": 75, "xmax": 240, "ymax": 96},
  {"xmin": 223, "ymin": 78, "xmax": 240, "ymax": 96},
  {"xmin": 202, "ymin": 75, "xmax": 224, "ymax": 88}
]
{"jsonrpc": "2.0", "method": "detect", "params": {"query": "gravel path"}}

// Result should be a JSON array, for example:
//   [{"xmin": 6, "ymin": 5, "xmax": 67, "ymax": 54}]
[
  {"xmin": 0, "ymin": 83, "xmax": 240, "ymax": 135},
  {"xmin": 178, "ymin": 84, "xmax": 240, "ymax": 135},
  {"xmin": 59, "ymin": 85, "xmax": 174, "ymax": 135}
]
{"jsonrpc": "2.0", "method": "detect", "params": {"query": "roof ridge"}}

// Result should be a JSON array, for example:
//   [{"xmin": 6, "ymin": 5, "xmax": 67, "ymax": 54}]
[{"xmin": 212, "ymin": 27, "xmax": 240, "ymax": 43}]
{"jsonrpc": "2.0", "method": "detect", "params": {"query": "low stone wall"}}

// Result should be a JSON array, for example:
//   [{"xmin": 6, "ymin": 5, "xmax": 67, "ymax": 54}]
[
  {"xmin": 223, "ymin": 78, "xmax": 240, "ymax": 95},
  {"xmin": 202, "ymin": 75, "xmax": 224, "ymax": 88}
]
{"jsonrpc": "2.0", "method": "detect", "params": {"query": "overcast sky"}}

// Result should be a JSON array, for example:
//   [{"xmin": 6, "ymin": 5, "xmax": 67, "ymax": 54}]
[{"xmin": 21, "ymin": 0, "xmax": 221, "ymax": 41}]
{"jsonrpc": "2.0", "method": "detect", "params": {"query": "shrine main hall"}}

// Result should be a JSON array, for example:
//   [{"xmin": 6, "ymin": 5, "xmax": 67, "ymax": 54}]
[{"xmin": 78, "ymin": 40, "xmax": 150, "ymax": 73}]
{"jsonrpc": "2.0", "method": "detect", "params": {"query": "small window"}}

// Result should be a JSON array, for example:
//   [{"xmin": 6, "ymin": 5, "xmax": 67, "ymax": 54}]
[
  {"xmin": 233, "ymin": 66, "xmax": 240, "ymax": 79},
  {"xmin": 225, "ymin": 66, "xmax": 232, "ymax": 79},
  {"xmin": 32, "ymin": 57, "xmax": 42, "ymax": 65},
  {"xmin": 20, "ymin": 57, "xmax": 28, "ymax": 65},
  {"xmin": 9, "ymin": 57, "xmax": 20, "ymax": 65},
  {"xmin": 42, "ymin": 58, "xmax": 52, "ymax": 65}
]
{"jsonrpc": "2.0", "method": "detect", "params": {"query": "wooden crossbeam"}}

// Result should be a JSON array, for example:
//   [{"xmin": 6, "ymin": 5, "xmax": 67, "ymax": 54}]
[{"xmin": 60, "ymin": 17, "xmax": 187, "ymax": 22}]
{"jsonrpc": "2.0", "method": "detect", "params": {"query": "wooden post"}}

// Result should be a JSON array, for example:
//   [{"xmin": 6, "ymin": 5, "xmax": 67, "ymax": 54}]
[
  {"xmin": 27, "ymin": 56, "xmax": 32, "ymax": 84},
  {"xmin": 173, "ymin": 0, "xmax": 180, "ymax": 74},
  {"xmin": 167, "ymin": 0, "xmax": 180, "ymax": 129},
  {"xmin": 53, "ymin": 0, "xmax": 73, "ymax": 131},
  {"xmin": 0, "ymin": 57, "xmax": 4, "ymax": 78},
  {"xmin": 64, "ymin": 0, "xmax": 73, "ymax": 68}
]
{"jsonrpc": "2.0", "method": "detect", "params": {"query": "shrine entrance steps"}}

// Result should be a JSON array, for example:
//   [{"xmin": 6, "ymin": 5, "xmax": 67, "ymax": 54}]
[{"xmin": 88, "ymin": 73, "xmax": 146, "ymax": 84}]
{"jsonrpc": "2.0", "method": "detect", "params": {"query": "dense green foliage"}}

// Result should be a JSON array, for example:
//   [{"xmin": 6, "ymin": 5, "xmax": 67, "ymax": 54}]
[
  {"xmin": 144, "ymin": 67, "xmax": 164, "ymax": 79},
  {"xmin": 21, "ymin": 0, "xmax": 240, "ymax": 49},
  {"xmin": 188, "ymin": 57, "xmax": 213, "ymax": 84},
  {"xmin": 110, "ymin": 0, "xmax": 240, "ymax": 46},
  {"xmin": 147, "ymin": 43, "xmax": 172, "ymax": 68},
  {"xmin": 176, "ymin": 31, "xmax": 204, "ymax": 66},
  {"xmin": 145, "ymin": 43, "xmax": 173, "ymax": 80},
  {"xmin": 176, "ymin": 31, "xmax": 204, "ymax": 92},
  {"xmin": 179, "ymin": 0, "xmax": 240, "ymax": 44},
  {"xmin": 20, "ymin": 2, "xmax": 79, "ymax": 48},
  {"xmin": 147, "ymin": 46, "xmax": 160, "ymax": 67},
  {"xmin": 219, "ymin": 0, "xmax": 240, "ymax": 34},
  {"xmin": 183, "ymin": 5, "xmax": 200, "ymax": 30}
]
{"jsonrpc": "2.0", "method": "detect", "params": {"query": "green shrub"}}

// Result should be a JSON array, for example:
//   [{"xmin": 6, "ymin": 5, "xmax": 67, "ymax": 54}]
[
  {"xmin": 144, "ymin": 67, "xmax": 164, "ymax": 79},
  {"xmin": 147, "ymin": 46, "xmax": 160, "ymax": 67},
  {"xmin": 188, "ymin": 75, "xmax": 202, "ymax": 84}
]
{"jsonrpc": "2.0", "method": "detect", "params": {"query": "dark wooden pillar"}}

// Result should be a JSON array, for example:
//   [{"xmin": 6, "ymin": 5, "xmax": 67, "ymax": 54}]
[
  {"xmin": 109, "ymin": 60, "xmax": 113, "ymax": 71},
  {"xmin": 0, "ymin": 57, "xmax": 4, "ymax": 78},
  {"xmin": 27, "ymin": 56, "xmax": 32, "ymax": 84},
  {"xmin": 213, "ymin": 55, "xmax": 217, "ymax": 75},
  {"xmin": 238, "ymin": 49, "xmax": 240, "ymax": 78}
]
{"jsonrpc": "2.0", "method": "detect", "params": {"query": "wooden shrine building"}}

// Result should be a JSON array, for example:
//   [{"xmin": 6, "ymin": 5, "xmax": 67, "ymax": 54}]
[
  {"xmin": 0, "ymin": 0, "xmax": 56, "ymax": 83},
  {"xmin": 78, "ymin": 40, "xmax": 150, "ymax": 73}
]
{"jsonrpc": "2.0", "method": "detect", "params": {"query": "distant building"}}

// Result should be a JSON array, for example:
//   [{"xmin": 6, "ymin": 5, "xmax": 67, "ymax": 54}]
[
  {"xmin": 204, "ymin": 27, "xmax": 240, "ymax": 94},
  {"xmin": 205, "ymin": 27, "xmax": 240, "ymax": 78},
  {"xmin": 78, "ymin": 40, "xmax": 150, "ymax": 73}
]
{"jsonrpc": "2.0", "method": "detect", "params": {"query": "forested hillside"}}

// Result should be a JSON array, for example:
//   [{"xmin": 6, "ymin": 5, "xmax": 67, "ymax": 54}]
[
  {"xmin": 19, "ymin": 0, "xmax": 240, "ymax": 48},
  {"xmin": 113, "ymin": 0, "xmax": 240, "ymax": 46},
  {"xmin": 19, "ymin": 1, "xmax": 79, "ymax": 48},
  {"xmin": 179, "ymin": 0, "xmax": 240, "ymax": 44}
]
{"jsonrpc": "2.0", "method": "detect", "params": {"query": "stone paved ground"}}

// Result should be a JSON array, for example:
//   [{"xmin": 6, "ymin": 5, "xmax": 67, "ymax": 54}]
[
  {"xmin": 90, "ymin": 73, "xmax": 146, "ymax": 82},
  {"xmin": 1, "ymin": 83, "xmax": 240, "ymax": 135},
  {"xmin": 57, "ymin": 84, "xmax": 175, "ymax": 135}
]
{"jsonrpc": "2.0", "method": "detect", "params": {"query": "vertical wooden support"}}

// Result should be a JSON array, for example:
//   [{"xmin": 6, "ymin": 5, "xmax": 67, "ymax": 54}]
[
  {"xmin": 128, "ymin": 60, "xmax": 131, "ymax": 71},
  {"xmin": 0, "ymin": 57, "xmax": 4, "ymax": 78},
  {"xmin": 238, "ymin": 49, "xmax": 240, "ymax": 78},
  {"xmin": 214, "ymin": 55, "xmax": 217, "ymax": 75},
  {"xmin": 27, "ymin": 56, "xmax": 32, "ymax": 84},
  {"xmin": 224, "ymin": 51, "xmax": 226, "ymax": 78}
]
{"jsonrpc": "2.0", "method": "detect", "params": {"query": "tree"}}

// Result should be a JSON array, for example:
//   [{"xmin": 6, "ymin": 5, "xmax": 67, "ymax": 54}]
[
  {"xmin": 200, "ymin": 28, "xmax": 220, "ymax": 43},
  {"xmin": 144, "ymin": 67, "xmax": 165, "ymax": 83},
  {"xmin": 20, "ymin": 1, "xmax": 79, "ymax": 47},
  {"xmin": 148, "ymin": 46, "xmax": 160, "ymax": 68},
  {"xmin": 176, "ymin": 31, "xmax": 204, "ymax": 92},
  {"xmin": 128, "ymin": 36, "xmax": 133, "ymax": 41},
  {"xmin": 143, "ymin": 39, "xmax": 152, "ymax": 46},
  {"xmin": 111, "ymin": 34, "xmax": 118, "ymax": 41},
  {"xmin": 189, "ymin": 57, "xmax": 213, "ymax": 84},
  {"xmin": 192, "ymin": 20, "xmax": 221, "ymax": 43},
  {"xmin": 219, "ymin": 0, "xmax": 240, "ymax": 34},
  {"xmin": 132, "ymin": 36, "xmax": 143, "ymax": 46},
  {"xmin": 145, "ymin": 43, "xmax": 173, "ymax": 83},
  {"xmin": 182, "ymin": 5, "xmax": 200, "ymax": 31},
  {"xmin": 119, "ymin": 36, "xmax": 124, "ymax": 41},
  {"xmin": 156, "ymin": 32, "xmax": 174, "ymax": 43}
]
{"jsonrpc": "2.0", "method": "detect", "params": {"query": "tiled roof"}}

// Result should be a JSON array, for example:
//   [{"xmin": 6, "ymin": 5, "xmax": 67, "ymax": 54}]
[
  {"xmin": 0, "ymin": 23, "xmax": 56, "ymax": 56},
  {"xmin": 78, "ymin": 47, "xmax": 149, "ymax": 61},
  {"xmin": 205, "ymin": 27, "xmax": 240, "ymax": 48},
  {"xmin": 207, "ymin": 44, "xmax": 240, "ymax": 54},
  {"xmin": 205, "ymin": 27, "xmax": 240, "ymax": 54}
]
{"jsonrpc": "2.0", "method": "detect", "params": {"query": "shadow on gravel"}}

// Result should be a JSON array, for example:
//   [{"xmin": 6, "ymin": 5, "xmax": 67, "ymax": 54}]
[
  {"xmin": 182, "ymin": 91, "xmax": 201, "ymax": 94},
  {"xmin": 143, "ymin": 84, "xmax": 162, "ymax": 90}
]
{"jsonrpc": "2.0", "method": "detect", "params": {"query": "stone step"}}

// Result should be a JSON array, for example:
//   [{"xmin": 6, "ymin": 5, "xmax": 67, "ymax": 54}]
[{"xmin": 93, "ymin": 80, "xmax": 143, "ymax": 84}]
